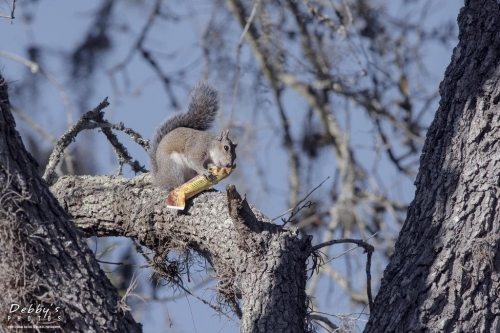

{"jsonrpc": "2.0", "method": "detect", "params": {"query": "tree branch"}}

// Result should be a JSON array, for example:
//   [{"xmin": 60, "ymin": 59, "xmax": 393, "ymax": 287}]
[
  {"xmin": 50, "ymin": 175, "xmax": 312, "ymax": 332},
  {"xmin": 309, "ymin": 314, "xmax": 339, "ymax": 331},
  {"xmin": 310, "ymin": 238, "xmax": 374, "ymax": 310},
  {"xmin": 43, "ymin": 98, "xmax": 149, "ymax": 186}
]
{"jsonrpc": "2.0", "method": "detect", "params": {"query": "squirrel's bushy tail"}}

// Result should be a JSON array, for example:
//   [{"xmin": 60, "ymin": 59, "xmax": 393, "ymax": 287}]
[{"xmin": 150, "ymin": 81, "xmax": 220, "ymax": 173}]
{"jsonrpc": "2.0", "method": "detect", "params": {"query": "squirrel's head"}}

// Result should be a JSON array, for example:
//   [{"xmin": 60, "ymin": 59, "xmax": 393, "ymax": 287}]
[{"xmin": 211, "ymin": 130, "xmax": 237, "ymax": 167}]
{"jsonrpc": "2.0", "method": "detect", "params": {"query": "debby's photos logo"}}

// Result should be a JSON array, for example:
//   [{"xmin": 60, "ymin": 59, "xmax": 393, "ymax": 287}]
[{"xmin": 4, "ymin": 303, "xmax": 63, "ymax": 330}]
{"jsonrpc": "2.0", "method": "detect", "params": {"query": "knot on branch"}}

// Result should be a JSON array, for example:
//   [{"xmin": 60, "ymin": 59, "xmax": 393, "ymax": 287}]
[{"xmin": 226, "ymin": 185, "xmax": 263, "ymax": 251}]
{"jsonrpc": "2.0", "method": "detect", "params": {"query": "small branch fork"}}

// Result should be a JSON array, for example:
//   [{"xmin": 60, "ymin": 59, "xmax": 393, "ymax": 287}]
[
  {"xmin": 0, "ymin": 0, "xmax": 17, "ymax": 20},
  {"xmin": 310, "ymin": 238, "xmax": 374, "ymax": 311},
  {"xmin": 273, "ymin": 177, "xmax": 329, "ymax": 226},
  {"xmin": 43, "ymin": 98, "xmax": 149, "ymax": 186}
]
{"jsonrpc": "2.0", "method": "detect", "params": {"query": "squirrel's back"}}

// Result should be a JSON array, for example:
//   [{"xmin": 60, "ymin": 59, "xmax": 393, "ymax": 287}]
[{"xmin": 150, "ymin": 81, "xmax": 220, "ymax": 175}]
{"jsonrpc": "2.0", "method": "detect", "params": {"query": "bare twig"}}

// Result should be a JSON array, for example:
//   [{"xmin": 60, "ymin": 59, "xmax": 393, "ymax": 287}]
[
  {"xmin": 231, "ymin": 0, "xmax": 260, "ymax": 123},
  {"xmin": 0, "ymin": 50, "xmax": 74, "ymax": 126},
  {"xmin": 200, "ymin": 4, "xmax": 218, "ymax": 79},
  {"xmin": 300, "ymin": 0, "xmax": 340, "ymax": 31},
  {"xmin": 11, "ymin": 105, "xmax": 77, "ymax": 188},
  {"xmin": 11, "ymin": 106, "xmax": 57, "ymax": 144},
  {"xmin": 271, "ymin": 85, "xmax": 301, "ymax": 208},
  {"xmin": 323, "ymin": 232, "xmax": 378, "ymax": 265},
  {"xmin": 176, "ymin": 281, "xmax": 236, "ymax": 322},
  {"xmin": 131, "ymin": 238, "xmax": 238, "ymax": 323},
  {"xmin": 107, "ymin": 0, "xmax": 161, "ymax": 95},
  {"xmin": 310, "ymin": 238, "xmax": 374, "ymax": 310},
  {"xmin": 109, "ymin": 0, "xmax": 160, "ymax": 73},
  {"xmin": 91, "ymin": 109, "xmax": 149, "ymax": 176},
  {"xmin": 273, "ymin": 176, "xmax": 329, "ymax": 225},
  {"xmin": 43, "ymin": 98, "xmax": 109, "ymax": 185},
  {"xmin": 43, "ymin": 98, "xmax": 149, "ymax": 186},
  {"xmin": 309, "ymin": 314, "xmax": 339, "ymax": 331},
  {"xmin": 0, "ymin": 0, "xmax": 17, "ymax": 20}
]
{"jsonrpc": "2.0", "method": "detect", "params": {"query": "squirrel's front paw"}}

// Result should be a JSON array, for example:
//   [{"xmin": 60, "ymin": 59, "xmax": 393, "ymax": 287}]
[{"xmin": 203, "ymin": 170, "xmax": 216, "ymax": 182}]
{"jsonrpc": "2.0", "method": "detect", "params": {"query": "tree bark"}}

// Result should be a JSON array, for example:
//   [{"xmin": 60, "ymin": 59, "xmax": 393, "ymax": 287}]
[
  {"xmin": 0, "ymin": 77, "xmax": 142, "ymax": 332},
  {"xmin": 50, "ymin": 176, "xmax": 312, "ymax": 333},
  {"xmin": 365, "ymin": 1, "xmax": 500, "ymax": 332}
]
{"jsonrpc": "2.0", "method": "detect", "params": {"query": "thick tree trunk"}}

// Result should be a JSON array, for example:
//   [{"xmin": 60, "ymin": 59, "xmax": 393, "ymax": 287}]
[
  {"xmin": 365, "ymin": 1, "xmax": 500, "ymax": 332},
  {"xmin": 0, "ymin": 77, "xmax": 142, "ymax": 332}
]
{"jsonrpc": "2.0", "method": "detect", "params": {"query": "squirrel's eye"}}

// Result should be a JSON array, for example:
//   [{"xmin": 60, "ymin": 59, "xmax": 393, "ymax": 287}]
[{"xmin": 224, "ymin": 145, "xmax": 229, "ymax": 151}]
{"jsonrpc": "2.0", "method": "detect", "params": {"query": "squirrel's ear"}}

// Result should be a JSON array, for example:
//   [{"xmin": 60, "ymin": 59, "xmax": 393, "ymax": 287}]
[{"xmin": 220, "ymin": 130, "xmax": 229, "ymax": 140}]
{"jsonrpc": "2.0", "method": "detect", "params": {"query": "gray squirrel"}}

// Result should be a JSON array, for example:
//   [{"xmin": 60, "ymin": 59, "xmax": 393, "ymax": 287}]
[{"xmin": 150, "ymin": 81, "xmax": 237, "ymax": 191}]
